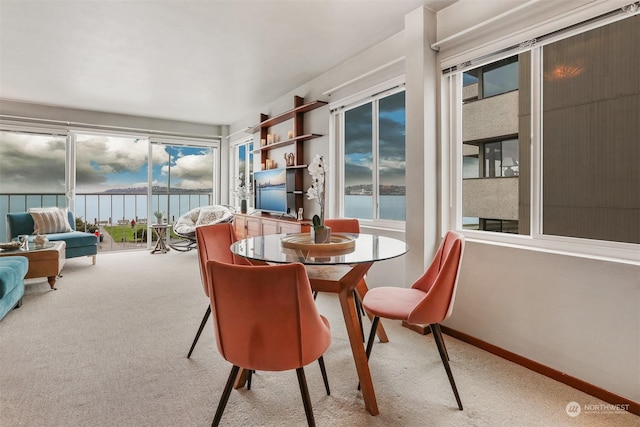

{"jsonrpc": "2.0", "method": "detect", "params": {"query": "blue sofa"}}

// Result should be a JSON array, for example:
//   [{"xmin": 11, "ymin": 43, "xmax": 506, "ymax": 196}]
[
  {"xmin": 0, "ymin": 256, "xmax": 28, "ymax": 321},
  {"xmin": 6, "ymin": 211, "xmax": 98, "ymax": 264}
]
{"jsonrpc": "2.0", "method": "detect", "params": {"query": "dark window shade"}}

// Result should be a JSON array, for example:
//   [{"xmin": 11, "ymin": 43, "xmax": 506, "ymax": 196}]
[{"xmin": 542, "ymin": 16, "xmax": 639, "ymax": 244}]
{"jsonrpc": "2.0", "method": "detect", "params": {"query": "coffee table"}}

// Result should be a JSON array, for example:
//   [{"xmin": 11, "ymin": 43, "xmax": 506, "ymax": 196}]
[{"xmin": 0, "ymin": 241, "xmax": 66, "ymax": 289}]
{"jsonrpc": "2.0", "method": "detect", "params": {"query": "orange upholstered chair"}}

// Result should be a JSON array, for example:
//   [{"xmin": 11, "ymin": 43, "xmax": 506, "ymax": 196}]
[
  {"xmin": 323, "ymin": 218, "xmax": 360, "ymax": 234},
  {"xmin": 322, "ymin": 218, "xmax": 363, "ymax": 319},
  {"xmin": 187, "ymin": 222, "xmax": 250, "ymax": 358},
  {"xmin": 206, "ymin": 260, "xmax": 331, "ymax": 427},
  {"xmin": 362, "ymin": 231, "xmax": 465, "ymax": 410}
]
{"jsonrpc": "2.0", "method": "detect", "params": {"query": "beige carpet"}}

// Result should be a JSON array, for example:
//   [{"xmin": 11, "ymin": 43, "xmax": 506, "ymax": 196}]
[{"xmin": 0, "ymin": 249, "xmax": 636, "ymax": 427}]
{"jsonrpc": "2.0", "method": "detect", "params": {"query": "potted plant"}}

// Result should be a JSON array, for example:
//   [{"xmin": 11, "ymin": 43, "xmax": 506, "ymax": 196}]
[
  {"xmin": 231, "ymin": 176, "xmax": 253, "ymax": 213},
  {"xmin": 307, "ymin": 154, "xmax": 331, "ymax": 243},
  {"xmin": 153, "ymin": 210, "xmax": 164, "ymax": 224}
]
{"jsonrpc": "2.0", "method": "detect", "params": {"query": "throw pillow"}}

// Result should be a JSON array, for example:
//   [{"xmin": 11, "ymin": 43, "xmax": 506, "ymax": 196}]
[
  {"xmin": 29, "ymin": 207, "xmax": 72, "ymax": 234},
  {"xmin": 195, "ymin": 206, "xmax": 227, "ymax": 227}
]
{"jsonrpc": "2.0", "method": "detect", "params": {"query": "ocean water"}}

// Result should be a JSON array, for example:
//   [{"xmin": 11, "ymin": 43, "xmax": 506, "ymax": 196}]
[
  {"xmin": 255, "ymin": 186, "xmax": 287, "ymax": 213},
  {"xmin": 74, "ymin": 193, "xmax": 213, "ymax": 224},
  {"xmin": 0, "ymin": 192, "xmax": 404, "ymax": 241},
  {"xmin": 345, "ymin": 195, "xmax": 405, "ymax": 221}
]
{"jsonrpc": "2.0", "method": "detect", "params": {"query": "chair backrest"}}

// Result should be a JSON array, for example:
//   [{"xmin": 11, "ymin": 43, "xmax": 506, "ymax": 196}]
[
  {"xmin": 323, "ymin": 218, "xmax": 360, "ymax": 233},
  {"xmin": 195, "ymin": 222, "xmax": 250, "ymax": 297},
  {"xmin": 206, "ymin": 260, "xmax": 331, "ymax": 371},
  {"xmin": 407, "ymin": 231, "xmax": 465, "ymax": 325}
]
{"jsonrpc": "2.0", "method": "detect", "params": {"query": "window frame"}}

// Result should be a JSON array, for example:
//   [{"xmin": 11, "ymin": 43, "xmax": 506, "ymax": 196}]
[
  {"xmin": 229, "ymin": 136, "xmax": 254, "ymax": 209},
  {"xmin": 444, "ymin": 14, "xmax": 640, "ymax": 264},
  {"xmin": 331, "ymin": 78, "xmax": 406, "ymax": 230}
]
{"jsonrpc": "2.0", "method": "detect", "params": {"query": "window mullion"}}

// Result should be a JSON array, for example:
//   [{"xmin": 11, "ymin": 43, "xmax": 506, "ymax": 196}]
[
  {"xmin": 530, "ymin": 46, "xmax": 543, "ymax": 238},
  {"xmin": 372, "ymin": 101, "xmax": 380, "ymax": 221}
]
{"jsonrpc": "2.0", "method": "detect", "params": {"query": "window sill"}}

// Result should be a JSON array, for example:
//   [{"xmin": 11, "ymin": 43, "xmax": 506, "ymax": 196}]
[{"xmin": 460, "ymin": 230, "xmax": 640, "ymax": 266}]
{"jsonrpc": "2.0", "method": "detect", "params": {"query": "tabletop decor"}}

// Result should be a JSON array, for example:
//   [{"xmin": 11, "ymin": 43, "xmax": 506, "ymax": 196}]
[
  {"xmin": 231, "ymin": 176, "xmax": 253, "ymax": 213},
  {"xmin": 153, "ymin": 210, "xmax": 164, "ymax": 224},
  {"xmin": 280, "ymin": 232, "xmax": 355, "ymax": 252},
  {"xmin": 0, "ymin": 241, "xmax": 21, "ymax": 251},
  {"xmin": 34, "ymin": 234, "xmax": 49, "ymax": 248},
  {"xmin": 307, "ymin": 154, "xmax": 330, "ymax": 243}
]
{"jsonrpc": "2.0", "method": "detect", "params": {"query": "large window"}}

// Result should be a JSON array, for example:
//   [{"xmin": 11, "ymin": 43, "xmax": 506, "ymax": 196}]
[
  {"xmin": 338, "ymin": 88, "xmax": 406, "ymax": 224},
  {"xmin": 0, "ymin": 129, "xmax": 68, "ymax": 240},
  {"xmin": 0, "ymin": 126, "xmax": 219, "ymax": 248},
  {"xmin": 461, "ymin": 55, "xmax": 523, "ymax": 234},
  {"xmin": 450, "ymin": 12, "xmax": 639, "ymax": 258},
  {"xmin": 463, "ymin": 56, "xmax": 519, "ymax": 100},
  {"xmin": 540, "ymin": 16, "xmax": 638, "ymax": 244}
]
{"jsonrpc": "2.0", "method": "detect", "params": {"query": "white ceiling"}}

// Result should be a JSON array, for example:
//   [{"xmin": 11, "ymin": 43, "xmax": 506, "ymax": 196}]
[{"xmin": 0, "ymin": 0, "xmax": 457, "ymax": 126}]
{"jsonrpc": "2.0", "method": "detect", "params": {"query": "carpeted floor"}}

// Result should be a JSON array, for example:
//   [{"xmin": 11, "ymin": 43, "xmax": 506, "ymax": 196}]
[{"xmin": 0, "ymin": 249, "xmax": 636, "ymax": 426}]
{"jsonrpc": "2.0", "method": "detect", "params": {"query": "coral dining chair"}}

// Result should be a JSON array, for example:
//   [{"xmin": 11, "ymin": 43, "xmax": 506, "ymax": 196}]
[
  {"xmin": 206, "ymin": 260, "xmax": 331, "ymax": 427},
  {"xmin": 187, "ymin": 222, "xmax": 250, "ymax": 358},
  {"xmin": 361, "ymin": 231, "xmax": 465, "ymax": 410}
]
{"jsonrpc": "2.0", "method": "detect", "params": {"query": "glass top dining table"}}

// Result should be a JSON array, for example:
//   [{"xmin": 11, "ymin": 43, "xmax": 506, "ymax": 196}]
[
  {"xmin": 230, "ymin": 232, "xmax": 408, "ymax": 416},
  {"xmin": 229, "ymin": 232, "xmax": 408, "ymax": 266}
]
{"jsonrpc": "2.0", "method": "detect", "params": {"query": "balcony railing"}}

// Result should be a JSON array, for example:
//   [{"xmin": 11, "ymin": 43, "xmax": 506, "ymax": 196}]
[{"xmin": 0, "ymin": 192, "xmax": 213, "ymax": 251}]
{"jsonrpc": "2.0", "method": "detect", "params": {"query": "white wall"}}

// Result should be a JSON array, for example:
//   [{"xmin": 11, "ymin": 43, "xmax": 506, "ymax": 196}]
[
  {"xmin": 228, "ymin": 0, "xmax": 640, "ymax": 404},
  {"xmin": 449, "ymin": 241, "xmax": 640, "ymax": 401}
]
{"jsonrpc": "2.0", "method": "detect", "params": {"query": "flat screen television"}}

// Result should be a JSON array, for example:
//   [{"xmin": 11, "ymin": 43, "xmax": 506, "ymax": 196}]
[{"xmin": 254, "ymin": 168, "xmax": 288, "ymax": 214}]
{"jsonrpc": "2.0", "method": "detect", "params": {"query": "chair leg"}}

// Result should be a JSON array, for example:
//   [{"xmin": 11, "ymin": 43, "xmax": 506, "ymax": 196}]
[
  {"xmin": 317, "ymin": 356, "xmax": 330, "ymax": 395},
  {"xmin": 358, "ymin": 316, "xmax": 379, "ymax": 391},
  {"xmin": 212, "ymin": 365, "xmax": 240, "ymax": 427},
  {"xmin": 296, "ymin": 367, "xmax": 316, "ymax": 427},
  {"xmin": 430, "ymin": 323, "xmax": 463, "ymax": 410},
  {"xmin": 431, "ymin": 323, "xmax": 449, "ymax": 361},
  {"xmin": 365, "ymin": 316, "xmax": 380, "ymax": 359},
  {"xmin": 247, "ymin": 370, "xmax": 253, "ymax": 390},
  {"xmin": 354, "ymin": 291, "xmax": 365, "ymax": 342},
  {"xmin": 187, "ymin": 305, "xmax": 211, "ymax": 358}
]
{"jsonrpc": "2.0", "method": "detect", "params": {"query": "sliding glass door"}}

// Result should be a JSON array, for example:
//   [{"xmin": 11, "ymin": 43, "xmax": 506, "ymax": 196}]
[
  {"xmin": 151, "ymin": 141, "xmax": 216, "ymax": 246},
  {"xmin": 75, "ymin": 133, "xmax": 150, "ymax": 250},
  {"xmin": 0, "ymin": 126, "xmax": 219, "ymax": 251}
]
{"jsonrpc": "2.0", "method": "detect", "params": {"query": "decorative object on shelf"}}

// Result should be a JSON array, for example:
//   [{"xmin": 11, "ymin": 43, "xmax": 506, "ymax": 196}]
[
  {"xmin": 154, "ymin": 210, "xmax": 164, "ymax": 224},
  {"xmin": 297, "ymin": 208, "xmax": 304, "ymax": 221},
  {"xmin": 288, "ymin": 130, "xmax": 294, "ymax": 139},
  {"xmin": 284, "ymin": 152, "xmax": 295, "ymax": 167},
  {"xmin": 267, "ymin": 134, "xmax": 274, "ymax": 144},
  {"xmin": 307, "ymin": 154, "xmax": 330, "ymax": 243},
  {"xmin": 34, "ymin": 234, "xmax": 49, "ymax": 248},
  {"xmin": 261, "ymin": 138, "xmax": 266, "ymax": 146},
  {"xmin": 231, "ymin": 176, "xmax": 253, "ymax": 213}
]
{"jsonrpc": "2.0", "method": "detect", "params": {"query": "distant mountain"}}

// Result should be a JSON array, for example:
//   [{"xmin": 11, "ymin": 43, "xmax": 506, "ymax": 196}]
[
  {"xmin": 345, "ymin": 184, "xmax": 405, "ymax": 196},
  {"xmin": 102, "ymin": 186, "xmax": 212, "ymax": 194}
]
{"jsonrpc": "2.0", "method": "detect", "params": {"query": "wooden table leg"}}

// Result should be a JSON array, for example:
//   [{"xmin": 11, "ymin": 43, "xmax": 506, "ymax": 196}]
[
  {"xmin": 336, "ymin": 263, "xmax": 379, "ymax": 416},
  {"xmin": 47, "ymin": 276, "xmax": 57, "ymax": 290},
  {"xmin": 233, "ymin": 368, "xmax": 250, "ymax": 389}
]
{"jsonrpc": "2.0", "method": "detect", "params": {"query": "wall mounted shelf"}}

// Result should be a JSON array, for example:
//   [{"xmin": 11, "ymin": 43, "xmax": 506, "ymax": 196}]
[
  {"xmin": 248, "ymin": 96, "xmax": 327, "ymax": 215},
  {"xmin": 247, "ymin": 100, "xmax": 327, "ymax": 134}
]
